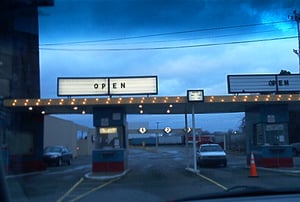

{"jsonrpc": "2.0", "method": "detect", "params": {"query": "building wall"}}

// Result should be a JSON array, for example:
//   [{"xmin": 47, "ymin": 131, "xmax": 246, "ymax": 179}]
[
  {"xmin": 0, "ymin": 1, "xmax": 45, "ymax": 173},
  {"xmin": 76, "ymin": 128, "xmax": 96, "ymax": 156},
  {"xmin": 44, "ymin": 115, "xmax": 95, "ymax": 157}
]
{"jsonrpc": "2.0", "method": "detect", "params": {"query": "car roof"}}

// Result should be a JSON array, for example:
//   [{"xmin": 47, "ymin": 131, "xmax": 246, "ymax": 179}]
[
  {"xmin": 44, "ymin": 145, "xmax": 67, "ymax": 149},
  {"xmin": 200, "ymin": 144, "xmax": 220, "ymax": 147}
]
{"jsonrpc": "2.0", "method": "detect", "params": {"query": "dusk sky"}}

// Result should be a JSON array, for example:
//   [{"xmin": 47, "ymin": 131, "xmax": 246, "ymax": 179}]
[{"xmin": 37, "ymin": 0, "xmax": 300, "ymax": 132}]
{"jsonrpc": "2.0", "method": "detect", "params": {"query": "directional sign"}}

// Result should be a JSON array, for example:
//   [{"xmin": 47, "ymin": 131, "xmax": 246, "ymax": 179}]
[
  {"xmin": 139, "ymin": 127, "xmax": 147, "ymax": 134},
  {"xmin": 184, "ymin": 127, "xmax": 192, "ymax": 133},
  {"xmin": 164, "ymin": 127, "xmax": 172, "ymax": 134}
]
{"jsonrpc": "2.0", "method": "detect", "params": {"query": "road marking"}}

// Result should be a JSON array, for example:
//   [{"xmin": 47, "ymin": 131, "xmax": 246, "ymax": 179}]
[
  {"xmin": 56, "ymin": 177, "xmax": 120, "ymax": 202},
  {"xmin": 286, "ymin": 173, "xmax": 300, "ymax": 177},
  {"xmin": 196, "ymin": 173, "xmax": 228, "ymax": 190},
  {"xmin": 69, "ymin": 177, "xmax": 120, "ymax": 202},
  {"xmin": 57, "ymin": 177, "xmax": 84, "ymax": 202}
]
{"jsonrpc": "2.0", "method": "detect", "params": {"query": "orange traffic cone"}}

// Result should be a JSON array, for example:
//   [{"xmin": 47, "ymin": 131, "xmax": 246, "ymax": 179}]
[{"xmin": 249, "ymin": 152, "xmax": 258, "ymax": 177}]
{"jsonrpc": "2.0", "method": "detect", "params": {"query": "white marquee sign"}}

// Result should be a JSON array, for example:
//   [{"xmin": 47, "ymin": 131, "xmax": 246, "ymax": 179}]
[
  {"xmin": 57, "ymin": 76, "xmax": 158, "ymax": 96},
  {"xmin": 227, "ymin": 74, "xmax": 300, "ymax": 94}
]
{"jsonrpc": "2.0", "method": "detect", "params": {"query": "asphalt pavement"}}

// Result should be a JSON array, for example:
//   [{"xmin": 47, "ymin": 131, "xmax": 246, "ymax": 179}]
[{"xmin": 5, "ymin": 146, "xmax": 300, "ymax": 202}]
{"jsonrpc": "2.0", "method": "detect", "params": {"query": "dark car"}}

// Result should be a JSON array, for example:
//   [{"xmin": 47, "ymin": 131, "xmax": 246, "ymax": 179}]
[
  {"xmin": 197, "ymin": 144, "xmax": 227, "ymax": 167},
  {"xmin": 43, "ymin": 145, "xmax": 73, "ymax": 166}
]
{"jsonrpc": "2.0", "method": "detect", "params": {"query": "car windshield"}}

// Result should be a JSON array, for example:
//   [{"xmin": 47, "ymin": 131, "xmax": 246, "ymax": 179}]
[
  {"xmin": 200, "ymin": 145, "xmax": 223, "ymax": 152},
  {"xmin": 2, "ymin": 0, "xmax": 300, "ymax": 202},
  {"xmin": 44, "ymin": 146, "xmax": 62, "ymax": 153}
]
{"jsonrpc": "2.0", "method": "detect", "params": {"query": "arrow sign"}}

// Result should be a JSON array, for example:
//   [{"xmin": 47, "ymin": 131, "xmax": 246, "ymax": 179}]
[
  {"xmin": 139, "ymin": 127, "xmax": 147, "ymax": 134},
  {"xmin": 164, "ymin": 127, "xmax": 172, "ymax": 134}
]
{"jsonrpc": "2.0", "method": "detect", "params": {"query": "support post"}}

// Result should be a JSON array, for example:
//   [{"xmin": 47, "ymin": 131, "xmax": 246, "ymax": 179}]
[{"xmin": 192, "ymin": 103, "xmax": 198, "ymax": 172}]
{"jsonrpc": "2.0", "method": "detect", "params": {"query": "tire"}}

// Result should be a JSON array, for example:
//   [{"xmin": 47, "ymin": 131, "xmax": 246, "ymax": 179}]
[{"xmin": 57, "ymin": 158, "xmax": 62, "ymax": 167}]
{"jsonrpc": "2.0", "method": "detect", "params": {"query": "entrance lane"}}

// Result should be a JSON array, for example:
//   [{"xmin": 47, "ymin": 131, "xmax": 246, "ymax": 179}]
[
  {"xmin": 80, "ymin": 147, "xmax": 226, "ymax": 202},
  {"xmin": 6, "ymin": 146, "xmax": 300, "ymax": 202}
]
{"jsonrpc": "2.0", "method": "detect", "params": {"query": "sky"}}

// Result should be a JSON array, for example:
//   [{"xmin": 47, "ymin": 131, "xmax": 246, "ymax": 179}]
[{"xmin": 37, "ymin": 0, "xmax": 300, "ymax": 132}]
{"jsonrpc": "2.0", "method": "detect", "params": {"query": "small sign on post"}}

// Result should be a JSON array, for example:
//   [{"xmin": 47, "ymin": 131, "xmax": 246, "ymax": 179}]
[{"xmin": 187, "ymin": 89, "xmax": 204, "ymax": 173}]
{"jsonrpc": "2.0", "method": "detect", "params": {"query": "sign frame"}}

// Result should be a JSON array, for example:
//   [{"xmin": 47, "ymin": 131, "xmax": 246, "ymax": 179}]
[
  {"xmin": 187, "ymin": 90, "xmax": 204, "ymax": 102},
  {"xmin": 227, "ymin": 74, "xmax": 300, "ymax": 94},
  {"xmin": 57, "ymin": 75, "xmax": 158, "ymax": 97},
  {"xmin": 57, "ymin": 77, "xmax": 109, "ymax": 96},
  {"xmin": 108, "ymin": 76, "xmax": 158, "ymax": 96}
]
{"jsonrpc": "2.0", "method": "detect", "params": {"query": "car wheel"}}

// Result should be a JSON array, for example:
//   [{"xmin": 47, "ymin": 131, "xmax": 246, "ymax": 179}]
[{"xmin": 57, "ymin": 158, "xmax": 62, "ymax": 166}]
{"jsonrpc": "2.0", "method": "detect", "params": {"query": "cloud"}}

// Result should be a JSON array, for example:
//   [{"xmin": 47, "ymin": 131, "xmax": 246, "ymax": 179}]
[
  {"xmin": 38, "ymin": 0, "xmax": 300, "ymax": 131},
  {"xmin": 39, "ymin": 0, "xmax": 300, "ymax": 43}
]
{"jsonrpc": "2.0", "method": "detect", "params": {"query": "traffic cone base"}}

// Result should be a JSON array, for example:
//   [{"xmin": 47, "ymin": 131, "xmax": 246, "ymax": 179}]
[{"xmin": 249, "ymin": 152, "xmax": 258, "ymax": 177}]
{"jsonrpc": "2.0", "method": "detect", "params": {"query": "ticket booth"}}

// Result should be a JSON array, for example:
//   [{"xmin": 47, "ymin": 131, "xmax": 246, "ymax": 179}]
[
  {"xmin": 92, "ymin": 107, "xmax": 128, "ymax": 173},
  {"xmin": 246, "ymin": 104, "xmax": 293, "ymax": 167}
]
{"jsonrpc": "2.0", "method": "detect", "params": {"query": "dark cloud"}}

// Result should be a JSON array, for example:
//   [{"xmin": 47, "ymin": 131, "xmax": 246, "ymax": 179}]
[
  {"xmin": 39, "ymin": 0, "xmax": 300, "ymax": 41},
  {"xmin": 86, "ymin": 0, "xmax": 299, "ymax": 31}
]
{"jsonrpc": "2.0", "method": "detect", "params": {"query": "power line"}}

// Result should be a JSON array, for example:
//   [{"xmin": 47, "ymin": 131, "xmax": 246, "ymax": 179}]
[
  {"xmin": 115, "ymin": 28, "xmax": 293, "ymax": 46},
  {"xmin": 39, "ymin": 35, "xmax": 297, "ymax": 52},
  {"xmin": 40, "ymin": 20, "xmax": 291, "ymax": 46}
]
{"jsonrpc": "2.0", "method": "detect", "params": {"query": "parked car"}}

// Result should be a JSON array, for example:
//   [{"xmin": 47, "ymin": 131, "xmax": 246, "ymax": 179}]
[
  {"xmin": 43, "ymin": 145, "xmax": 73, "ymax": 166},
  {"xmin": 197, "ymin": 144, "xmax": 227, "ymax": 167},
  {"xmin": 291, "ymin": 142, "xmax": 300, "ymax": 156}
]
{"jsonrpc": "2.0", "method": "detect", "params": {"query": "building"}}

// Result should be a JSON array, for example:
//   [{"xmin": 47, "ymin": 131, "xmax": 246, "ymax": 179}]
[{"xmin": 44, "ymin": 115, "xmax": 95, "ymax": 157}]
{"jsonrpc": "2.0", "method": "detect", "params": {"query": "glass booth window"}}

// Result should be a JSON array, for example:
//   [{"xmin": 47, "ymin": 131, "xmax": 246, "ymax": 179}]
[
  {"xmin": 265, "ymin": 124, "xmax": 287, "ymax": 145},
  {"xmin": 255, "ymin": 123, "xmax": 288, "ymax": 146},
  {"xmin": 97, "ymin": 127, "xmax": 120, "ymax": 149}
]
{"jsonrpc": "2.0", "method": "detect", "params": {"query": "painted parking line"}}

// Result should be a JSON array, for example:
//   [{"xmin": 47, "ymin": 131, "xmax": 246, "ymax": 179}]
[
  {"xmin": 286, "ymin": 173, "xmax": 300, "ymax": 177},
  {"xmin": 56, "ymin": 177, "xmax": 120, "ymax": 202},
  {"xmin": 57, "ymin": 177, "xmax": 84, "ymax": 202},
  {"xmin": 196, "ymin": 173, "xmax": 228, "ymax": 191}
]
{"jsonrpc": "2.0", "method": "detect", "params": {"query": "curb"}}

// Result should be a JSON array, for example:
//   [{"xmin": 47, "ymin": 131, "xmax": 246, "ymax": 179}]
[
  {"xmin": 256, "ymin": 167, "xmax": 300, "ymax": 174},
  {"xmin": 244, "ymin": 166, "xmax": 300, "ymax": 174},
  {"xmin": 84, "ymin": 169, "xmax": 131, "ymax": 180},
  {"xmin": 5, "ymin": 170, "xmax": 47, "ymax": 179}
]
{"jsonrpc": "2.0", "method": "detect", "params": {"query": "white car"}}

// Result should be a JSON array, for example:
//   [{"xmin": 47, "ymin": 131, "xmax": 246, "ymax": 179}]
[{"xmin": 197, "ymin": 144, "xmax": 227, "ymax": 167}]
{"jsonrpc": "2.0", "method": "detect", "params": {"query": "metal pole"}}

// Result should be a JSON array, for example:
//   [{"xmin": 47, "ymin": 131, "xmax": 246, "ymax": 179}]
[
  {"xmin": 224, "ymin": 133, "xmax": 226, "ymax": 151},
  {"xmin": 192, "ymin": 103, "xmax": 197, "ymax": 172},
  {"xmin": 297, "ymin": 20, "xmax": 300, "ymax": 73},
  {"xmin": 156, "ymin": 122, "xmax": 159, "ymax": 149},
  {"xmin": 289, "ymin": 10, "xmax": 300, "ymax": 73},
  {"xmin": 185, "ymin": 112, "xmax": 190, "ymax": 169}
]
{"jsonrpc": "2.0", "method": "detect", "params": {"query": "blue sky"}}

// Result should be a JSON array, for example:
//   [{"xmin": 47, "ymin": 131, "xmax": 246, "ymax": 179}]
[{"xmin": 37, "ymin": 0, "xmax": 300, "ymax": 132}]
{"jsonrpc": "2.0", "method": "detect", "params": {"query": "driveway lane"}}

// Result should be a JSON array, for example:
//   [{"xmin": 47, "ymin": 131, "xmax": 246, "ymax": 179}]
[
  {"xmin": 79, "ymin": 146, "xmax": 225, "ymax": 202},
  {"xmin": 7, "ymin": 146, "xmax": 300, "ymax": 202}
]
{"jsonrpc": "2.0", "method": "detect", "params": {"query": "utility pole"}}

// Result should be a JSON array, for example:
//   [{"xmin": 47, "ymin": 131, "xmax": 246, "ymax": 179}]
[
  {"xmin": 289, "ymin": 10, "xmax": 300, "ymax": 73},
  {"xmin": 156, "ymin": 122, "xmax": 159, "ymax": 149}
]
